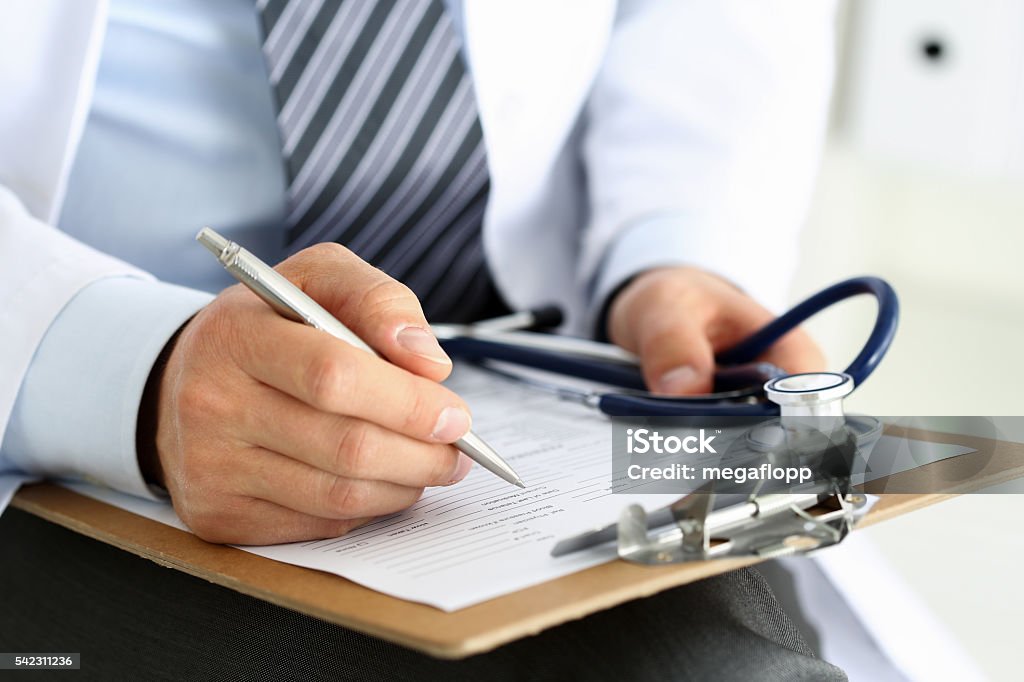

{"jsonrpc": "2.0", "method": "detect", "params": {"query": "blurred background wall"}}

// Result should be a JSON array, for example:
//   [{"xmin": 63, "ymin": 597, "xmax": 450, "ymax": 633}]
[{"xmin": 792, "ymin": 1, "xmax": 1024, "ymax": 678}]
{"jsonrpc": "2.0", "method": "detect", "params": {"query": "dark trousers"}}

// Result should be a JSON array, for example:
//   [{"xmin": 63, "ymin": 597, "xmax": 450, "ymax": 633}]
[{"xmin": 0, "ymin": 508, "xmax": 845, "ymax": 681}]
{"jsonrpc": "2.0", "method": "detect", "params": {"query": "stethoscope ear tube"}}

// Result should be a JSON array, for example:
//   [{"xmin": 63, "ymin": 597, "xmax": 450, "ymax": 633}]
[
  {"xmin": 439, "ymin": 336, "xmax": 649, "ymax": 390},
  {"xmin": 442, "ymin": 276, "xmax": 898, "ymax": 417},
  {"xmin": 715, "ymin": 277, "xmax": 899, "ymax": 388},
  {"xmin": 596, "ymin": 393, "xmax": 780, "ymax": 417}
]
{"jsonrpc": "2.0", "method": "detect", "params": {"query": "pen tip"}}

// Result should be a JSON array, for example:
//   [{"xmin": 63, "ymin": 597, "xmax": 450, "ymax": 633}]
[{"xmin": 514, "ymin": 478, "xmax": 526, "ymax": 489}]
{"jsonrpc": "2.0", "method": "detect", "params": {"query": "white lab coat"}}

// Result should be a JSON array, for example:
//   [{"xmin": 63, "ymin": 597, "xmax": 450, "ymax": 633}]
[
  {"xmin": 4, "ymin": 5, "xmax": 981, "ymax": 678},
  {"xmin": 0, "ymin": 0, "xmax": 835, "ymax": 465}
]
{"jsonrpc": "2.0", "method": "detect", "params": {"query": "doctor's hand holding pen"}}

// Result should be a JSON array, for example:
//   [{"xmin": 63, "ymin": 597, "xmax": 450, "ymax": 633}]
[
  {"xmin": 137, "ymin": 247, "xmax": 824, "ymax": 546},
  {"xmin": 137, "ymin": 244, "xmax": 475, "ymax": 545}
]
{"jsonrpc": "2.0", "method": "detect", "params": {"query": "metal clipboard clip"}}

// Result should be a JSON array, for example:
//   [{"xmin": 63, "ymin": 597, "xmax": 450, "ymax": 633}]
[
  {"xmin": 552, "ymin": 371, "xmax": 876, "ymax": 565},
  {"xmin": 551, "ymin": 484, "xmax": 869, "ymax": 565}
]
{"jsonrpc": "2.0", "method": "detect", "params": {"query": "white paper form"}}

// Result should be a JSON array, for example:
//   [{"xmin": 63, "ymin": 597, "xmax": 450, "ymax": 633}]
[
  {"xmin": 240, "ymin": 365, "xmax": 671, "ymax": 609},
  {"xmin": 64, "ymin": 364, "xmax": 974, "ymax": 612}
]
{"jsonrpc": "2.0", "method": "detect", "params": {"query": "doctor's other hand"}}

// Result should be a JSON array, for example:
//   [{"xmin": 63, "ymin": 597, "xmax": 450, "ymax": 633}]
[
  {"xmin": 138, "ymin": 244, "xmax": 474, "ymax": 545},
  {"xmin": 607, "ymin": 267, "xmax": 825, "ymax": 395}
]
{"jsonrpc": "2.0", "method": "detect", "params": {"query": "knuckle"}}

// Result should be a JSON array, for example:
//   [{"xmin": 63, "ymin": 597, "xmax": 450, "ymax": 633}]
[
  {"xmin": 277, "ymin": 243, "xmax": 351, "ymax": 291},
  {"xmin": 334, "ymin": 421, "xmax": 375, "ymax": 476},
  {"xmin": 305, "ymin": 351, "xmax": 355, "ymax": 410},
  {"xmin": 187, "ymin": 298, "xmax": 251, "ymax": 370},
  {"xmin": 181, "ymin": 503, "xmax": 232, "ymax": 543},
  {"xmin": 323, "ymin": 475, "xmax": 362, "ymax": 518},
  {"xmin": 175, "ymin": 377, "xmax": 208, "ymax": 420},
  {"xmin": 175, "ymin": 376, "xmax": 231, "ymax": 424},
  {"xmin": 304, "ymin": 241, "xmax": 349, "ymax": 262},
  {"xmin": 175, "ymin": 456, "xmax": 220, "ymax": 510},
  {"xmin": 429, "ymin": 447, "xmax": 461, "ymax": 485},
  {"xmin": 173, "ymin": 439, "xmax": 242, "ymax": 494},
  {"xmin": 400, "ymin": 387, "xmax": 435, "ymax": 437},
  {"xmin": 203, "ymin": 292, "xmax": 243, "ymax": 338},
  {"xmin": 172, "ymin": 462, "xmax": 254, "ymax": 543},
  {"xmin": 357, "ymin": 278, "xmax": 418, "ymax": 320},
  {"xmin": 286, "ymin": 242, "xmax": 349, "ymax": 273},
  {"xmin": 236, "ymin": 399, "xmax": 268, "ymax": 438}
]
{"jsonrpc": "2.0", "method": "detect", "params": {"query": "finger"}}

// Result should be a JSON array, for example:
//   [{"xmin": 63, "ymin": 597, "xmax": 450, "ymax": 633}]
[
  {"xmin": 243, "ymin": 386, "xmax": 472, "ymax": 487},
  {"xmin": 609, "ymin": 292, "xmax": 716, "ymax": 394},
  {"xmin": 274, "ymin": 243, "xmax": 452, "ymax": 382},
  {"xmin": 757, "ymin": 328, "xmax": 827, "ymax": 375},
  {"xmin": 708, "ymin": 293, "xmax": 826, "ymax": 374},
  {"xmin": 607, "ymin": 270, "xmax": 717, "ymax": 395},
  {"xmin": 236, "ymin": 315, "xmax": 473, "ymax": 443},
  {"xmin": 634, "ymin": 313, "xmax": 718, "ymax": 395},
  {"xmin": 180, "ymin": 495, "xmax": 372, "ymax": 545},
  {"xmin": 236, "ymin": 445, "xmax": 426, "ymax": 520}
]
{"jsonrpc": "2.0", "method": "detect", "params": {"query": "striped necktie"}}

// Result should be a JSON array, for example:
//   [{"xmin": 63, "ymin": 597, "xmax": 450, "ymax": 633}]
[{"xmin": 258, "ymin": 0, "xmax": 507, "ymax": 322}]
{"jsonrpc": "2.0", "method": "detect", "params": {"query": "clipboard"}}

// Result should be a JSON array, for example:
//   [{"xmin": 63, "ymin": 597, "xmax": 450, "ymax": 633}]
[{"xmin": 10, "ymin": 425, "xmax": 1023, "ymax": 659}]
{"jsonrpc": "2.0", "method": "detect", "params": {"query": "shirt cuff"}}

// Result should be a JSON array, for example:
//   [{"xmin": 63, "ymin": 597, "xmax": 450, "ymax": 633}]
[
  {"xmin": 587, "ymin": 215, "xmax": 798, "ymax": 336},
  {"xmin": 1, "ymin": 277, "xmax": 213, "ymax": 500}
]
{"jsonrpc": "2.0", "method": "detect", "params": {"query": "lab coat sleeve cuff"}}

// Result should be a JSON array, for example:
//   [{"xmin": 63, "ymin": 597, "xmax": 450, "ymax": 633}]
[
  {"xmin": 588, "ymin": 215, "xmax": 798, "ymax": 336},
  {"xmin": 1, "ymin": 277, "xmax": 213, "ymax": 500}
]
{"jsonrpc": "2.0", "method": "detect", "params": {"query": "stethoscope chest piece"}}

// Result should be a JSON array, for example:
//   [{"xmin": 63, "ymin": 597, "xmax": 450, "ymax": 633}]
[
  {"xmin": 750, "ymin": 371, "xmax": 881, "ymax": 463},
  {"xmin": 759, "ymin": 372, "xmax": 858, "ymax": 452},
  {"xmin": 764, "ymin": 372, "xmax": 855, "ymax": 417}
]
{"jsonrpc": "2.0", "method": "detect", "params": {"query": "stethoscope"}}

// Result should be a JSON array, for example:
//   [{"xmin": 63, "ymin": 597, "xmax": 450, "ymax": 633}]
[{"xmin": 432, "ymin": 276, "xmax": 899, "ymax": 417}]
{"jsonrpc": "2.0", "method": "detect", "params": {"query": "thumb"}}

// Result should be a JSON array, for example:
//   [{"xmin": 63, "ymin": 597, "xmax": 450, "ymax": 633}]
[
  {"xmin": 275, "ymin": 243, "xmax": 452, "ymax": 383},
  {"xmin": 612, "ymin": 304, "xmax": 716, "ymax": 395},
  {"xmin": 635, "ymin": 316, "xmax": 717, "ymax": 395}
]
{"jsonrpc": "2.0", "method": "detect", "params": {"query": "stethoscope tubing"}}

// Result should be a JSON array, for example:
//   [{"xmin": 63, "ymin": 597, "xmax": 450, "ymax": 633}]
[
  {"xmin": 439, "ymin": 276, "xmax": 900, "ymax": 417},
  {"xmin": 439, "ymin": 336, "xmax": 650, "ymax": 390},
  {"xmin": 593, "ymin": 392, "xmax": 780, "ymax": 417},
  {"xmin": 716, "ymin": 276, "xmax": 899, "ymax": 388}
]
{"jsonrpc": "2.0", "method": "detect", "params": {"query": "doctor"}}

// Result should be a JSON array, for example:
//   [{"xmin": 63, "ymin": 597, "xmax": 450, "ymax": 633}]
[
  {"xmin": 1, "ymin": 0, "xmax": 847, "ymax": 678},
  {"xmin": 0, "ymin": 0, "xmax": 831, "ymax": 542}
]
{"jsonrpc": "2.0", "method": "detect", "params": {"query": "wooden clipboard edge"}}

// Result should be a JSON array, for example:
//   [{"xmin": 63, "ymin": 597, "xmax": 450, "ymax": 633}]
[
  {"xmin": 8, "ymin": 486, "xmax": 453, "ymax": 655},
  {"xmin": 10, "ymin": 426, "xmax": 1023, "ymax": 659},
  {"xmin": 9, "ymin": 484, "xmax": 760, "ymax": 658},
  {"xmin": 860, "ymin": 423, "xmax": 1024, "ymax": 496}
]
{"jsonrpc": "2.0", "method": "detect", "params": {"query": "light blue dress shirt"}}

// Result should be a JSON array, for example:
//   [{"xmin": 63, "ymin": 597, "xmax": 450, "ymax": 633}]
[
  {"xmin": 1, "ymin": 0, "xmax": 285, "ymax": 496},
  {"xmin": 0, "ymin": 0, "xmax": 473, "ymax": 498},
  {"xmin": 60, "ymin": 0, "xmax": 288, "ymax": 286}
]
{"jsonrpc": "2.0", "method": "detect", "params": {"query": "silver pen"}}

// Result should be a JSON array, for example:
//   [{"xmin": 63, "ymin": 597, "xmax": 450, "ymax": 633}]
[{"xmin": 196, "ymin": 227, "xmax": 525, "ymax": 488}]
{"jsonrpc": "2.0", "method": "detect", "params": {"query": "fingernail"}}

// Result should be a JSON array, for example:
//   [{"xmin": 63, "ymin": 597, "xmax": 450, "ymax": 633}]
[
  {"xmin": 446, "ymin": 454, "xmax": 474, "ymax": 485},
  {"xmin": 656, "ymin": 366, "xmax": 700, "ymax": 395},
  {"xmin": 431, "ymin": 406, "xmax": 471, "ymax": 442},
  {"xmin": 396, "ymin": 326, "xmax": 451, "ymax": 365}
]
